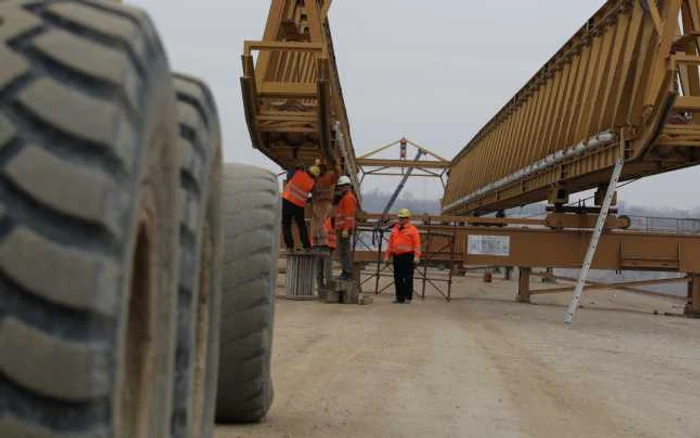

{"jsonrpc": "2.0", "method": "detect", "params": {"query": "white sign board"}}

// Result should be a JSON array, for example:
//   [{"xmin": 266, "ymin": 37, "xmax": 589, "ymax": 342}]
[{"xmin": 467, "ymin": 235, "xmax": 510, "ymax": 257}]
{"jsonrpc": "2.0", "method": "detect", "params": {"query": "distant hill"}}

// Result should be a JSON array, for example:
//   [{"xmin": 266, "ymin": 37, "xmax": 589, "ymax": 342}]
[
  {"xmin": 360, "ymin": 189, "xmax": 700, "ymax": 222},
  {"xmin": 360, "ymin": 189, "xmax": 547, "ymax": 218},
  {"xmin": 360, "ymin": 188, "xmax": 441, "ymax": 215}
]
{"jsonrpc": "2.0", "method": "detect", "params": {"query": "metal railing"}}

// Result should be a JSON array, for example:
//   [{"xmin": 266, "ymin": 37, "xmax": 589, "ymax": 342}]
[{"xmin": 627, "ymin": 215, "xmax": 700, "ymax": 234}]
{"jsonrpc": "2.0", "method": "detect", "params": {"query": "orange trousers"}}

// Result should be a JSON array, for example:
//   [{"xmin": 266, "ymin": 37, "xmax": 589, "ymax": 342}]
[{"xmin": 311, "ymin": 201, "xmax": 333, "ymax": 247}]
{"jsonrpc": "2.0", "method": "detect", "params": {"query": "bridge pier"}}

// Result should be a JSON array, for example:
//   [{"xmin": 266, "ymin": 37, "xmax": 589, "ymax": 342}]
[{"xmin": 517, "ymin": 267, "xmax": 531, "ymax": 303}]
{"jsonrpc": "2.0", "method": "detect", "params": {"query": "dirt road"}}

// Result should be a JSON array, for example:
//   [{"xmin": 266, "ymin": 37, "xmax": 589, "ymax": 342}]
[{"xmin": 216, "ymin": 276, "xmax": 700, "ymax": 438}]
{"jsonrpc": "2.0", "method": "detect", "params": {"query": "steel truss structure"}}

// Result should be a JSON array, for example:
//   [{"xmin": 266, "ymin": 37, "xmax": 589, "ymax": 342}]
[
  {"xmin": 241, "ymin": 0, "xmax": 360, "ymax": 194},
  {"xmin": 356, "ymin": 138, "xmax": 450, "ymax": 187},
  {"xmin": 444, "ymin": 1, "xmax": 700, "ymax": 216}
]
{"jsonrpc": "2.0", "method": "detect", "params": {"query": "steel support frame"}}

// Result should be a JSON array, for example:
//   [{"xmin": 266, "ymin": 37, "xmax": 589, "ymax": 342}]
[
  {"xmin": 688, "ymin": 274, "xmax": 700, "ymax": 317},
  {"xmin": 530, "ymin": 271, "xmax": 688, "ymax": 300},
  {"xmin": 443, "ymin": 1, "xmax": 700, "ymax": 217},
  {"xmin": 355, "ymin": 213, "xmax": 700, "ymax": 316}
]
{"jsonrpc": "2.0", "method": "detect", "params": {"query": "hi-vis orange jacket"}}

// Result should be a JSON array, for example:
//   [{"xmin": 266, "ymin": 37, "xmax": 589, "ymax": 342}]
[
  {"xmin": 282, "ymin": 170, "xmax": 315, "ymax": 207},
  {"xmin": 335, "ymin": 191, "xmax": 358, "ymax": 232},
  {"xmin": 324, "ymin": 218, "xmax": 337, "ymax": 250},
  {"xmin": 385, "ymin": 222, "xmax": 422, "ymax": 257}
]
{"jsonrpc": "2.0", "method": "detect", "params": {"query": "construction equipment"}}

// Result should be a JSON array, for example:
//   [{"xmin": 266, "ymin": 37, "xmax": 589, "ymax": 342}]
[
  {"xmin": 443, "ymin": 1, "xmax": 700, "ymax": 216},
  {"xmin": 5, "ymin": 2, "xmax": 700, "ymax": 437},
  {"xmin": 0, "ymin": 1, "xmax": 279, "ymax": 437},
  {"xmin": 240, "ymin": 0, "xmax": 360, "ymax": 195}
]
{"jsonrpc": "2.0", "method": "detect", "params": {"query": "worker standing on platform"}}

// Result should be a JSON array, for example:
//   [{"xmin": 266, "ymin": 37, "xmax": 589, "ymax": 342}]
[
  {"xmin": 282, "ymin": 165, "xmax": 320, "ymax": 251},
  {"xmin": 316, "ymin": 217, "xmax": 337, "ymax": 291},
  {"xmin": 334, "ymin": 176, "xmax": 359, "ymax": 280},
  {"xmin": 310, "ymin": 161, "xmax": 338, "ymax": 252},
  {"xmin": 384, "ymin": 208, "xmax": 422, "ymax": 304}
]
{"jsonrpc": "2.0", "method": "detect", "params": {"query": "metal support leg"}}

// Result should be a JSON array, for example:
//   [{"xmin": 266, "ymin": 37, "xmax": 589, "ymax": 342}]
[
  {"xmin": 542, "ymin": 267, "xmax": 556, "ymax": 283},
  {"xmin": 517, "ymin": 267, "xmax": 531, "ymax": 303},
  {"xmin": 564, "ymin": 156, "xmax": 624, "ymax": 325},
  {"xmin": 686, "ymin": 274, "xmax": 700, "ymax": 318}
]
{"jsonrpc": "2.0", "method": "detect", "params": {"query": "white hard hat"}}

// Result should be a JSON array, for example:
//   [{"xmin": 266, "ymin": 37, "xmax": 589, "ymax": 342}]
[{"xmin": 337, "ymin": 175, "xmax": 352, "ymax": 186}]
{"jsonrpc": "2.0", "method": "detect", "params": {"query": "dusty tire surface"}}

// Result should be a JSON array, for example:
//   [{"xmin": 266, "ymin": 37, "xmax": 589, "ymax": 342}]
[
  {"xmin": 215, "ymin": 164, "xmax": 281, "ymax": 423},
  {"xmin": 0, "ymin": 1, "xmax": 180, "ymax": 437},
  {"xmin": 171, "ymin": 73, "xmax": 223, "ymax": 438}
]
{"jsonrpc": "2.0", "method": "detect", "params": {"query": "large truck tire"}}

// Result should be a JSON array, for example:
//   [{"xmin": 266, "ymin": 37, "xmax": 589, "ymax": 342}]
[
  {"xmin": 0, "ymin": 1, "xmax": 181, "ymax": 437},
  {"xmin": 170, "ymin": 73, "xmax": 223, "ymax": 438},
  {"xmin": 215, "ymin": 164, "xmax": 280, "ymax": 423}
]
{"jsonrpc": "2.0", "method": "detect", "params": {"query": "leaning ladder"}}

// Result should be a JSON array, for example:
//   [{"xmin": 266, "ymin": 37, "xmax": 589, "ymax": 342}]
[{"xmin": 564, "ymin": 155, "xmax": 624, "ymax": 325}]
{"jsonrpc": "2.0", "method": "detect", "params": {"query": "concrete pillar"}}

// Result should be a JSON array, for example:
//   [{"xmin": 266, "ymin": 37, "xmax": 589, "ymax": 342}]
[
  {"xmin": 517, "ymin": 267, "xmax": 531, "ymax": 303},
  {"xmin": 686, "ymin": 274, "xmax": 700, "ymax": 318}
]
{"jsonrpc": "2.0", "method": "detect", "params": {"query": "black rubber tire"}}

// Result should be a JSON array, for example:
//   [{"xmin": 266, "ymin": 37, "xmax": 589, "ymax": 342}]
[
  {"xmin": 170, "ymin": 73, "xmax": 223, "ymax": 438},
  {"xmin": 215, "ymin": 164, "xmax": 280, "ymax": 423},
  {"xmin": 0, "ymin": 1, "xmax": 180, "ymax": 437}
]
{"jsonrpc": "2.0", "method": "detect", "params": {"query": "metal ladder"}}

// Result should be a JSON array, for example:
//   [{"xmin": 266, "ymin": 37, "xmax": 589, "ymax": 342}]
[{"xmin": 564, "ymin": 156, "xmax": 624, "ymax": 325}]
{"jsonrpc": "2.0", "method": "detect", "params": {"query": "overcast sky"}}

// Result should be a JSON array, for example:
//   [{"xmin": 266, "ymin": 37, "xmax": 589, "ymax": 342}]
[{"xmin": 130, "ymin": 0, "xmax": 700, "ymax": 211}]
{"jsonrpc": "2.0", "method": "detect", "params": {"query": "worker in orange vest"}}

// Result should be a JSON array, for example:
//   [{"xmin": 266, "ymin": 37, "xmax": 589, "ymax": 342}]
[
  {"xmin": 310, "ymin": 161, "xmax": 339, "ymax": 251},
  {"xmin": 282, "ymin": 165, "xmax": 320, "ymax": 251},
  {"xmin": 334, "ymin": 175, "xmax": 359, "ymax": 280},
  {"xmin": 316, "ymin": 217, "xmax": 337, "ymax": 291},
  {"xmin": 384, "ymin": 208, "xmax": 421, "ymax": 303}
]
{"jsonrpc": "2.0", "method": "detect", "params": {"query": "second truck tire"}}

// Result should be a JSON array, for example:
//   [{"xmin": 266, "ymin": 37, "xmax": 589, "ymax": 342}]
[
  {"xmin": 171, "ymin": 73, "xmax": 223, "ymax": 438},
  {"xmin": 216, "ymin": 164, "xmax": 281, "ymax": 423}
]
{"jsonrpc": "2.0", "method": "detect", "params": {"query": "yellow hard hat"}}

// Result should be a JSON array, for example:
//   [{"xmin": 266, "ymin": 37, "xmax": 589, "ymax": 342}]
[
  {"xmin": 397, "ymin": 208, "xmax": 412, "ymax": 218},
  {"xmin": 308, "ymin": 165, "xmax": 321, "ymax": 177}
]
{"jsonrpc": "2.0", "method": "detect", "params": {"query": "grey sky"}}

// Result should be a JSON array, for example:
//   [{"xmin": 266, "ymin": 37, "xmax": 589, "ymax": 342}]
[{"xmin": 130, "ymin": 1, "xmax": 700, "ymax": 211}]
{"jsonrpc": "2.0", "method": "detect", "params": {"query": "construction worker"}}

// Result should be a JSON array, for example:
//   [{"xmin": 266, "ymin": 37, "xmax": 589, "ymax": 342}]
[
  {"xmin": 282, "ymin": 165, "xmax": 320, "ymax": 251},
  {"xmin": 384, "ymin": 208, "xmax": 421, "ymax": 303},
  {"xmin": 334, "ymin": 175, "xmax": 358, "ymax": 280},
  {"xmin": 310, "ymin": 161, "xmax": 338, "ymax": 252},
  {"xmin": 316, "ymin": 217, "xmax": 337, "ymax": 292}
]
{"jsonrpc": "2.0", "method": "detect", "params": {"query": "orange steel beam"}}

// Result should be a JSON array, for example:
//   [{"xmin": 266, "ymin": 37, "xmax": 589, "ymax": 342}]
[
  {"xmin": 356, "ymin": 158, "xmax": 450, "ymax": 169},
  {"xmin": 443, "ymin": 1, "xmax": 700, "ymax": 216},
  {"xmin": 355, "ymin": 222, "xmax": 700, "ymax": 273}
]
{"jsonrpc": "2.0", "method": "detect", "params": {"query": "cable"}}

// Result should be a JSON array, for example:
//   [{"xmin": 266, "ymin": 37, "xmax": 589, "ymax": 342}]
[
  {"xmin": 511, "ymin": 179, "xmax": 640, "ymax": 219},
  {"xmin": 564, "ymin": 178, "xmax": 638, "ymax": 207}
]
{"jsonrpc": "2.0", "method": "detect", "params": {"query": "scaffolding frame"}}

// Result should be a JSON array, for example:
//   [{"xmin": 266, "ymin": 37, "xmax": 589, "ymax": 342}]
[{"xmin": 354, "ymin": 220, "xmax": 457, "ymax": 301}]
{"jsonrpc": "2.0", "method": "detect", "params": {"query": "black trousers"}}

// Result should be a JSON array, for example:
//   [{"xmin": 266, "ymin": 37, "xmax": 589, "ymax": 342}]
[
  {"xmin": 393, "ymin": 252, "xmax": 415, "ymax": 302},
  {"xmin": 282, "ymin": 199, "xmax": 310, "ymax": 250}
]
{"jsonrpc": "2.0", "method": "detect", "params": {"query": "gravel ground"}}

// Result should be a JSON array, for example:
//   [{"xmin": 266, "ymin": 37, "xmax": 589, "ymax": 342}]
[{"xmin": 216, "ymin": 274, "xmax": 700, "ymax": 438}]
